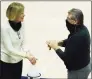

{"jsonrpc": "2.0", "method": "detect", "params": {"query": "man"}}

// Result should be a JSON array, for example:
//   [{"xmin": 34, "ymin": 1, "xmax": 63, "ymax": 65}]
[{"xmin": 46, "ymin": 8, "xmax": 91, "ymax": 79}]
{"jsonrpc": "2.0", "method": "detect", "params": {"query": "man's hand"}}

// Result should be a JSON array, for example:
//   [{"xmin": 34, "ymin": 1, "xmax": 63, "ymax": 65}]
[
  {"xmin": 46, "ymin": 40, "xmax": 60, "ymax": 50},
  {"xmin": 47, "ymin": 44, "xmax": 51, "ymax": 50}
]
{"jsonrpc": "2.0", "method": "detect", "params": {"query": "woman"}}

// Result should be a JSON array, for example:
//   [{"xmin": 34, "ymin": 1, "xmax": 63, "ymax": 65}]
[{"xmin": 0, "ymin": 2, "xmax": 37, "ymax": 79}]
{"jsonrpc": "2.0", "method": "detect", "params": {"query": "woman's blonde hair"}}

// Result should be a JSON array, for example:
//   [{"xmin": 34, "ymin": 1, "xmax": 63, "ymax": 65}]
[{"xmin": 6, "ymin": 2, "xmax": 24, "ymax": 21}]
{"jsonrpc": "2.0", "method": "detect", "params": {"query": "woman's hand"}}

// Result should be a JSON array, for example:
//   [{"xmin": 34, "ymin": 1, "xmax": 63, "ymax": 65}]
[{"xmin": 26, "ymin": 52, "xmax": 37, "ymax": 65}]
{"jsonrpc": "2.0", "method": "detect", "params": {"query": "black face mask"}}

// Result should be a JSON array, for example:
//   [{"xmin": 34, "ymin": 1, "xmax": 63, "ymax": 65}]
[
  {"xmin": 66, "ymin": 20, "xmax": 81, "ymax": 34},
  {"xmin": 9, "ymin": 20, "xmax": 21, "ymax": 32}
]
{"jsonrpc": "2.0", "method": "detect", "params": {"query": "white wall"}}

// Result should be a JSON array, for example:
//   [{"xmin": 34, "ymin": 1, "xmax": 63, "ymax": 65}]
[{"xmin": 1, "ymin": 1, "xmax": 91, "ymax": 78}]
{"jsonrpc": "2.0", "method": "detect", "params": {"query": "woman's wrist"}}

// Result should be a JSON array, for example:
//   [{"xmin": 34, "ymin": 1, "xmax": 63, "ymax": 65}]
[
  {"xmin": 25, "ymin": 51, "xmax": 28, "ymax": 58},
  {"xmin": 25, "ymin": 51, "xmax": 33, "ymax": 59},
  {"xmin": 25, "ymin": 51, "xmax": 30, "ymax": 59}
]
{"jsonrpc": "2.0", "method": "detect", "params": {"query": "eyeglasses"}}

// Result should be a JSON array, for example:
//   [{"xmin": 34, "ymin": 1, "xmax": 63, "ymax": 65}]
[{"xmin": 67, "ymin": 17, "xmax": 75, "ymax": 21}]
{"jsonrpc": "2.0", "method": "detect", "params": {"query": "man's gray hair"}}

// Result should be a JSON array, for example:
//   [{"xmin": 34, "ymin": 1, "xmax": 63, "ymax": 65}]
[{"xmin": 68, "ymin": 8, "xmax": 84, "ymax": 25}]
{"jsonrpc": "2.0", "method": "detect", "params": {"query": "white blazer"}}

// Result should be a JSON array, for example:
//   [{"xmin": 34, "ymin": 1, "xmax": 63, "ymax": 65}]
[{"xmin": 1, "ymin": 20, "xmax": 27, "ymax": 63}]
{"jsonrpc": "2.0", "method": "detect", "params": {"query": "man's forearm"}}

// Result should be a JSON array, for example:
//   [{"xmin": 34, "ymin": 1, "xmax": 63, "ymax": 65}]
[
  {"xmin": 55, "ymin": 48, "xmax": 65, "ymax": 61},
  {"xmin": 58, "ymin": 39, "xmax": 68, "ymax": 47},
  {"xmin": 58, "ymin": 40, "xmax": 64, "ymax": 46}
]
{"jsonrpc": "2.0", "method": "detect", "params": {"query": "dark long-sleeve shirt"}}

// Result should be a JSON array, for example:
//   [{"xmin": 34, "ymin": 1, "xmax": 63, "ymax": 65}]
[{"xmin": 56, "ymin": 25, "xmax": 90, "ymax": 71}]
